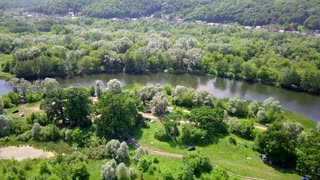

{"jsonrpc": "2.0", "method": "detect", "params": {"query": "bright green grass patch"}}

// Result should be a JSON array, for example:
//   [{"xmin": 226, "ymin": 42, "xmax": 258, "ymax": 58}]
[
  {"xmin": 135, "ymin": 121, "xmax": 302, "ymax": 180},
  {"xmin": 4, "ymin": 101, "xmax": 43, "ymax": 119}
]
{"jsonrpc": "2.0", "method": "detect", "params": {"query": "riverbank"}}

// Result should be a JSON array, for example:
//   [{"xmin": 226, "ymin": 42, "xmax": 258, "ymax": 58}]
[{"xmin": 1, "ymin": 73, "xmax": 320, "ymax": 123}]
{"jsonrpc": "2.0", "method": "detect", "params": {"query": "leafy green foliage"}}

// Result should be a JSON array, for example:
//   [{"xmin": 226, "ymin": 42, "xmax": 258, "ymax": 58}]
[
  {"xmin": 0, "ymin": 115, "xmax": 11, "ymax": 137},
  {"xmin": 40, "ymin": 87, "xmax": 92, "ymax": 127},
  {"xmin": 181, "ymin": 153, "xmax": 212, "ymax": 178},
  {"xmin": 189, "ymin": 106, "xmax": 227, "ymax": 136},
  {"xmin": 296, "ymin": 131, "xmax": 320, "ymax": 179},
  {"xmin": 255, "ymin": 122, "xmax": 301, "ymax": 165},
  {"xmin": 95, "ymin": 92, "xmax": 141, "ymax": 139}
]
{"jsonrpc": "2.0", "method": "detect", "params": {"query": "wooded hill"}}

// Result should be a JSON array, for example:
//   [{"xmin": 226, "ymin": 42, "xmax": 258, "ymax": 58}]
[{"xmin": 30, "ymin": 0, "xmax": 320, "ymax": 30}]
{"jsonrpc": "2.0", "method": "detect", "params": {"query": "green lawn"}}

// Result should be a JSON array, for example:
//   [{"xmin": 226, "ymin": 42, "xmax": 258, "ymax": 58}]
[
  {"xmin": 134, "ymin": 121, "xmax": 302, "ymax": 180},
  {"xmin": 4, "ymin": 101, "xmax": 43, "ymax": 119}
]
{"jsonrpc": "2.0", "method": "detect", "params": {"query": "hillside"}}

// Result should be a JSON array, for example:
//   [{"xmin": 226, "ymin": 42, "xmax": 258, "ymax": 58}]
[{"xmin": 32, "ymin": 0, "xmax": 320, "ymax": 30}]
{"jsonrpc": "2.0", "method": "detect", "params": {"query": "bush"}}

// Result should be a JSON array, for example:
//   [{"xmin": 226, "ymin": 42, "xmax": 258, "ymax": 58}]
[
  {"xmin": 25, "ymin": 92, "xmax": 42, "ymax": 103},
  {"xmin": 87, "ymin": 145, "xmax": 107, "ymax": 160},
  {"xmin": 0, "ymin": 115, "xmax": 11, "ymax": 137},
  {"xmin": 2, "ymin": 92, "xmax": 20, "ymax": 108},
  {"xmin": 179, "ymin": 124, "xmax": 208, "ymax": 145},
  {"xmin": 16, "ymin": 130, "xmax": 32, "ymax": 142},
  {"xmin": 32, "ymin": 123, "xmax": 41, "ymax": 140},
  {"xmin": 71, "ymin": 128, "xmax": 85, "ymax": 147},
  {"xmin": 153, "ymin": 157, "xmax": 159, "ymax": 164},
  {"xmin": 9, "ymin": 118, "xmax": 32, "ymax": 135},
  {"xmin": 39, "ymin": 124, "xmax": 60, "ymax": 142},
  {"xmin": 71, "ymin": 162, "xmax": 90, "ymax": 180},
  {"xmin": 229, "ymin": 137, "xmax": 237, "ymax": 145},
  {"xmin": 138, "ymin": 156, "xmax": 152, "ymax": 172},
  {"xmin": 161, "ymin": 168, "xmax": 175, "ymax": 180},
  {"xmin": 148, "ymin": 164, "xmax": 157, "ymax": 175},
  {"xmin": 154, "ymin": 126, "xmax": 170, "ymax": 141},
  {"xmin": 40, "ymin": 161, "xmax": 51, "ymax": 175}
]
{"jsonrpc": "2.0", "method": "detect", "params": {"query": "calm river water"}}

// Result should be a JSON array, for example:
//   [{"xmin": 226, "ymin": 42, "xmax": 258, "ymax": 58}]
[{"xmin": 1, "ymin": 73, "xmax": 319, "ymax": 123}]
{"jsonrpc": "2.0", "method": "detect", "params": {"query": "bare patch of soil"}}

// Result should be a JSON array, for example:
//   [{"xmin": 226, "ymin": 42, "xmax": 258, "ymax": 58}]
[{"xmin": 0, "ymin": 146, "xmax": 54, "ymax": 161}]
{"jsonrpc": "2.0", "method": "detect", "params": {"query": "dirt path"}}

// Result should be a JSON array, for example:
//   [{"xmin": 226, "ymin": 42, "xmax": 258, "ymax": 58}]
[
  {"xmin": 0, "ymin": 146, "xmax": 54, "ymax": 161},
  {"xmin": 145, "ymin": 148, "xmax": 183, "ymax": 158},
  {"xmin": 140, "ymin": 144, "xmax": 182, "ymax": 158}
]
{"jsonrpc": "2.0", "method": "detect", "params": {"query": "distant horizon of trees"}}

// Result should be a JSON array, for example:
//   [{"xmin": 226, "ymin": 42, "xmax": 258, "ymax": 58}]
[{"xmin": 27, "ymin": 0, "xmax": 320, "ymax": 30}]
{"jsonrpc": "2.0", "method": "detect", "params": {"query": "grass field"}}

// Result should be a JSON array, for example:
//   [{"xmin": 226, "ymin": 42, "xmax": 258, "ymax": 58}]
[
  {"xmin": 0, "ymin": 99, "xmax": 315, "ymax": 179},
  {"xmin": 134, "ymin": 121, "xmax": 302, "ymax": 180}
]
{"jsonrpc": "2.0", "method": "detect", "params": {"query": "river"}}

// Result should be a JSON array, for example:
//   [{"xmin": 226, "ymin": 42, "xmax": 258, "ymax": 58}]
[{"xmin": 1, "ymin": 73, "xmax": 319, "ymax": 123}]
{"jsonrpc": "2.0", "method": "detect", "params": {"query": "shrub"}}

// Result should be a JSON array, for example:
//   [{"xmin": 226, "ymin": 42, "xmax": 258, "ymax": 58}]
[
  {"xmin": 153, "ymin": 157, "xmax": 159, "ymax": 164},
  {"xmin": 138, "ymin": 156, "xmax": 152, "ymax": 172},
  {"xmin": 16, "ymin": 130, "xmax": 32, "ymax": 142},
  {"xmin": 25, "ymin": 92, "xmax": 42, "ymax": 103},
  {"xmin": 161, "ymin": 168, "xmax": 175, "ymax": 180},
  {"xmin": 229, "ymin": 137, "xmax": 237, "ymax": 145},
  {"xmin": 72, "ymin": 128, "xmax": 85, "ymax": 147},
  {"xmin": 148, "ymin": 164, "xmax": 157, "ymax": 175},
  {"xmin": 154, "ymin": 126, "xmax": 170, "ymax": 141},
  {"xmin": 0, "ymin": 115, "xmax": 11, "ymax": 137},
  {"xmin": 40, "ymin": 162, "xmax": 51, "ymax": 175},
  {"xmin": 32, "ymin": 123, "xmax": 41, "ymax": 140},
  {"xmin": 88, "ymin": 145, "xmax": 107, "ymax": 160},
  {"xmin": 129, "ymin": 168, "xmax": 136, "ymax": 179},
  {"xmin": 39, "ymin": 124, "xmax": 60, "ymax": 142},
  {"xmin": 2, "ymin": 92, "xmax": 19, "ymax": 108},
  {"xmin": 116, "ymin": 163, "xmax": 128, "ymax": 180},
  {"xmin": 64, "ymin": 129, "xmax": 72, "ymax": 143},
  {"xmin": 179, "ymin": 124, "xmax": 208, "ymax": 144},
  {"xmin": 134, "ymin": 147, "xmax": 148, "ymax": 162},
  {"xmin": 9, "ymin": 118, "xmax": 31, "ymax": 135},
  {"xmin": 71, "ymin": 162, "xmax": 90, "ymax": 180}
]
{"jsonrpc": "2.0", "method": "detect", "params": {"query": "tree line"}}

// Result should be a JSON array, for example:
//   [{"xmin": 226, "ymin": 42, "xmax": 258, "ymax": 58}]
[
  {"xmin": 30, "ymin": 0, "xmax": 320, "ymax": 30},
  {"xmin": 1, "ymin": 16, "xmax": 319, "ymax": 94}
]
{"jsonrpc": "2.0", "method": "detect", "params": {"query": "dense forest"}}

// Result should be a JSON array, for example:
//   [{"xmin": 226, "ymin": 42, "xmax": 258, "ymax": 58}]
[
  {"xmin": 0, "ymin": 13, "xmax": 320, "ymax": 94},
  {"xmin": 30, "ymin": 0, "xmax": 320, "ymax": 30}
]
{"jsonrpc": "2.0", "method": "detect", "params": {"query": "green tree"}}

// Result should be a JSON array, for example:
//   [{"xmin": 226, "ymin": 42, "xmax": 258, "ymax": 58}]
[
  {"xmin": 40, "ymin": 89, "xmax": 66, "ymax": 124},
  {"xmin": 106, "ymin": 79, "xmax": 122, "ymax": 94},
  {"xmin": 241, "ymin": 62, "xmax": 257, "ymax": 81},
  {"xmin": 279, "ymin": 68, "xmax": 300, "ymax": 89},
  {"xmin": 227, "ymin": 97, "xmax": 248, "ymax": 117},
  {"xmin": 151, "ymin": 93, "xmax": 169, "ymax": 115},
  {"xmin": 64, "ymin": 87, "xmax": 92, "ymax": 127},
  {"xmin": 181, "ymin": 153, "xmax": 212, "ymax": 178},
  {"xmin": 95, "ymin": 93, "xmax": 140, "ymax": 139},
  {"xmin": 189, "ymin": 106, "xmax": 227, "ymax": 136},
  {"xmin": 255, "ymin": 123, "xmax": 299, "ymax": 165},
  {"xmin": 296, "ymin": 131, "xmax": 320, "ymax": 179}
]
